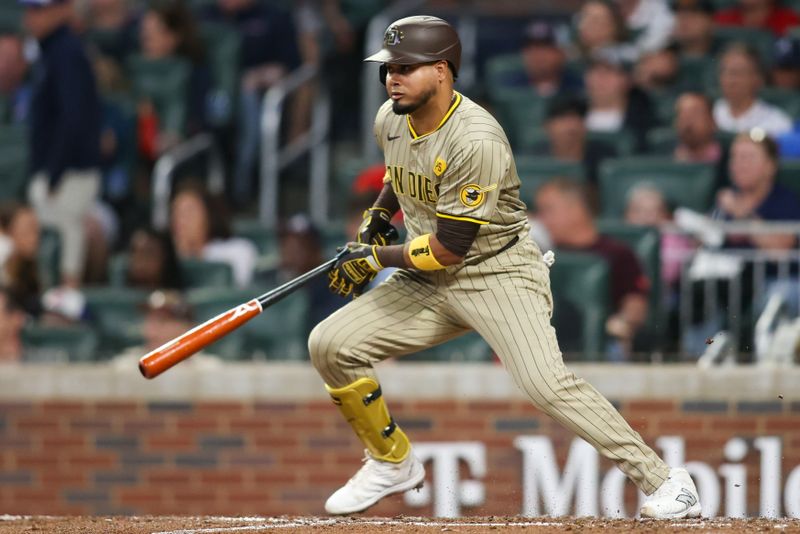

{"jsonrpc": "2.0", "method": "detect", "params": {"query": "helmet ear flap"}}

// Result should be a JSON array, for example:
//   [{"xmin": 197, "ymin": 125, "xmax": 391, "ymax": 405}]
[{"xmin": 379, "ymin": 64, "xmax": 387, "ymax": 85}]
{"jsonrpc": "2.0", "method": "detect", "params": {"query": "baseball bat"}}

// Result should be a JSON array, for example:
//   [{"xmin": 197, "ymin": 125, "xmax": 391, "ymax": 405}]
[{"xmin": 138, "ymin": 251, "xmax": 345, "ymax": 379}]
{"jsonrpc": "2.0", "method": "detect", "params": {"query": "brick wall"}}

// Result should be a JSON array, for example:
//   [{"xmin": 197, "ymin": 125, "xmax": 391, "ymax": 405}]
[{"xmin": 1, "ymin": 398, "xmax": 799, "ymax": 517}]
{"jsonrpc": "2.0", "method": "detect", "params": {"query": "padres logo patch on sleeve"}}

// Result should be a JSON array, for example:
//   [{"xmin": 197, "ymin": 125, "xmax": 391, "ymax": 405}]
[{"xmin": 459, "ymin": 183, "xmax": 497, "ymax": 208}]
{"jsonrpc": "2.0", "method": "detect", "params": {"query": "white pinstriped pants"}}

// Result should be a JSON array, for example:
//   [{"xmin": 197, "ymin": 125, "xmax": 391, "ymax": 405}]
[{"xmin": 308, "ymin": 238, "xmax": 670, "ymax": 494}]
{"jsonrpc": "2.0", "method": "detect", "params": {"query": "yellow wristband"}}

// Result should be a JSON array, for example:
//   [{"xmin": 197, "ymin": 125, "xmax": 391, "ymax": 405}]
[{"xmin": 407, "ymin": 234, "xmax": 446, "ymax": 271}]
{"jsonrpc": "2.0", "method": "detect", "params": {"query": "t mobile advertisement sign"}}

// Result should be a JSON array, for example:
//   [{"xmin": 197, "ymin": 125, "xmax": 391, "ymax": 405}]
[{"xmin": 404, "ymin": 436, "xmax": 800, "ymax": 518}]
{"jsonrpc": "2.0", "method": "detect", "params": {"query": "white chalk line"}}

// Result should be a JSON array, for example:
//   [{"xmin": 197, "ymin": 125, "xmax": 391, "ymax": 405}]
[{"xmin": 152, "ymin": 518, "xmax": 563, "ymax": 534}]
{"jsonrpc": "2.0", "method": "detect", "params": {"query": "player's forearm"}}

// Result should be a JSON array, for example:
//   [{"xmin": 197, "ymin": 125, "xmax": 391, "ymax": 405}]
[
  {"xmin": 375, "ymin": 234, "xmax": 463, "ymax": 269},
  {"xmin": 372, "ymin": 184, "xmax": 401, "ymax": 216}
]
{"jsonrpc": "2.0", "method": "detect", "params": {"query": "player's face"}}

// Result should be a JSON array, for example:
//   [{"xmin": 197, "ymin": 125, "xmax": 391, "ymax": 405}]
[{"xmin": 384, "ymin": 62, "xmax": 441, "ymax": 115}]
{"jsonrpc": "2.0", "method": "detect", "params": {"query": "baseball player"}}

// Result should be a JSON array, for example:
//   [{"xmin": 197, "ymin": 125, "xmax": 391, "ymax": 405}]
[{"xmin": 308, "ymin": 16, "xmax": 701, "ymax": 519}]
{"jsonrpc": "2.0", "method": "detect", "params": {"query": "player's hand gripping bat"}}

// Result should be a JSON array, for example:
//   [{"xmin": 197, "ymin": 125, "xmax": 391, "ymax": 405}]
[{"xmin": 138, "ymin": 227, "xmax": 398, "ymax": 379}]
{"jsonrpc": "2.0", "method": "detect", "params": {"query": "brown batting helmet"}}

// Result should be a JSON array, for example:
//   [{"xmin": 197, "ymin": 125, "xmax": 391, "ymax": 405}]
[{"xmin": 364, "ymin": 15, "xmax": 461, "ymax": 83}]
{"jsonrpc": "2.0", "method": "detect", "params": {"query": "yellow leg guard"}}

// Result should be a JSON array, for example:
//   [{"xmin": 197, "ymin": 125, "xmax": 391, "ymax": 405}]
[{"xmin": 326, "ymin": 377, "xmax": 410, "ymax": 463}]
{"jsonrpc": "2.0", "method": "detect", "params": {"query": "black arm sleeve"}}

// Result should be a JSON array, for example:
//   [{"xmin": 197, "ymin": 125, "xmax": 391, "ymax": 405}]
[
  {"xmin": 373, "ymin": 183, "xmax": 401, "ymax": 216},
  {"xmin": 436, "ymin": 217, "xmax": 480, "ymax": 258}
]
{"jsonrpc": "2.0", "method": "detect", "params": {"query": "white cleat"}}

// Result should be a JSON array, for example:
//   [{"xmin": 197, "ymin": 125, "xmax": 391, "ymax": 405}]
[
  {"xmin": 640, "ymin": 467, "xmax": 702, "ymax": 519},
  {"xmin": 325, "ymin": 449, "xmax": 425, "ymax": 515}
]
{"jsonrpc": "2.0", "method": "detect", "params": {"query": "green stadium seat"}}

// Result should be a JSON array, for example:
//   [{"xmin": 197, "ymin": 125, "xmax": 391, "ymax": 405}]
[
  {"xmin": 548, "ymin": 251, "xmax": 610, "ymax": 360},
  {"xmin": 586, "ymin": 130, "xmax": 636, "ymax": 157},
  {"xmin": 21, "ymin": 324, "xmax": 99, "ymax": 363},
  {"xmin": 180, "ymin": 258, "xmax": 234, "ymax": 288},
  {"xmin": 598, "ymin": 158, "xmax": 716, "ymax": 218},
  {"xmin": 0, "ymin": 6, "xmax": 21, "ymax": 33},
  {"xmin": 760, "ymin": 87, "xmax": 800, "ymax": 120},
  {"xmin": 232, "ymin": 218, "xmax": 277, "ymax": 255},
  {"xmin": 713, "ymin": 26, "xmax": 775, "ymax": 66},
  {"xmin": 646, "ymin": 127, "xmax": 678, "ymax": 155},
  {"xmin": 126, "ymin": 55, "xmax": 191, "ymax": 135},
  {"xmin": 83, "ymin": 287, "xmax": 148, "ymax": 358},
  {"xmin": 0, "ymin": 124, "xmax": 29, "ymax": 202},
  {"xmin": 677, "ymin": 56, "xmax": 716, "ymax": 93},
  {"xmin": 403, "ymin": 331, "xmax": 492, "ymax": 362},
  {"xmin": 243, "ymin": 291, "xmax": 310, "ymax": 360},
  {"xmin": 514, "ymin": 156, "xmax": 586, "ymax": 204},
  {"xmin": 649, "ymin": 89, "xmax": 680, "ymax": 126},
  {"xmin": 484, "ymin": 53, "xmax": 526, "ymax": 101},
  {"xmin": 489, "ymin": 90, "xmax": 551, "ymax": 148},
  {"xmin": 38, "ymin": 228, "xmax": 60, "ymax": 290},
  {"xmin": 596, "ymin": 220, "xmax": 663, "ymax": 344},
  {"xmin": 777, "ymin": 161, "xmax": 800, "ymax": 199},
  {"xmin": 199, "ymin": 22, "xmax": 241, "ymax": 126}
]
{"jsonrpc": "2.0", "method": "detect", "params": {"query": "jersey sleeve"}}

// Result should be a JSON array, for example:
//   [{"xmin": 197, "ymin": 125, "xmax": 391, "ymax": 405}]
[
  {"xmin": 435, "ymin": 139, "xmax": 510, "ymax": 225},
  {"xmin": 373, "ymin": 100, "xmax": 392, "ymax": 153}
]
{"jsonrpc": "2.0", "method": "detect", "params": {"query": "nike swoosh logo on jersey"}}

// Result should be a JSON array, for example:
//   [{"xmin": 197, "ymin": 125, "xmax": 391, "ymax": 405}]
[{"xmin": 387, "ymin": 134, "xmax": 401, "ymax": 141}]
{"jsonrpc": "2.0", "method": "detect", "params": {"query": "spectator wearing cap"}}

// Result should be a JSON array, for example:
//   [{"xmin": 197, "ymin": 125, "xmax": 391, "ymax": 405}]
[
  {"xmin": 518, "ymin": 20, "xmax": 582, "ymax": 97},
  {"xmin": 532, "ymin": 97, "xmax": 618, "ymax": 185},
  {"xmin": 715, "ymin": 0, "xmax": 800, "ymax": 37},
  {"xmin": 584, "ymin": 52, "xmax": 658, "ymax": 151},
  {"xmin": 0, "ymin": 32, "xmax": 31, "ymax": 124},
  {"xmin": 772, "ymin": 35, "xmax": 800, "ymax": 89},
  {"xmin": 714, "ymin": 43, "xmax": 793, "ymax": 137},
  {"xmin": 21, "ymin": 0, "xmax": 102, "ymax": 289},
  {"xmin": 672, "ymin": 0, "xmax": 723, "ymax": 59},
  {"xmin": 110, "ymin": 289, "xmax": 222, "ymax": 367},
  {"xmin": 278, "ymin": 214, "xmax": 346, "ymax": 334}
]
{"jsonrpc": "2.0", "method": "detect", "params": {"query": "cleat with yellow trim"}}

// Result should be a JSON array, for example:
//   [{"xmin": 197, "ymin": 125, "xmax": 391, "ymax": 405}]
[{"xmin": 324, "ymin": 448, "xmax": 425, "ymax": 515}]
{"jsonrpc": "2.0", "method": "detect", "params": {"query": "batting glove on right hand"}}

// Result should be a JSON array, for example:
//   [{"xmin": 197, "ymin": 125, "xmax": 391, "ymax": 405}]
[{"xmin": 358, "ymin": 207, "xmax": 397, "ymax": 246}]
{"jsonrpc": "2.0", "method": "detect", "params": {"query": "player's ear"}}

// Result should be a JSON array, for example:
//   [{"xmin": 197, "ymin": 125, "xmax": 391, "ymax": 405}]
[{"xmin": 436, "ymin": 60, "xmax": 447, "ymax": 81}]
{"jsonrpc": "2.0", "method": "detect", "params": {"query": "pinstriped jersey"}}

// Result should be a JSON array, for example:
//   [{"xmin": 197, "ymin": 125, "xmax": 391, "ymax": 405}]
[{"xmin": 374, "ymin": 91, "xmax": 530, "ymax": 265}]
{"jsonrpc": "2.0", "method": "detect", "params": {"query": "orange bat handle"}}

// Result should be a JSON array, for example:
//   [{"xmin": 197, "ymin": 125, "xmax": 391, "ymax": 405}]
[{"xmin": 138, "ymin": 299, "xmax": 263, "ymax": 379}]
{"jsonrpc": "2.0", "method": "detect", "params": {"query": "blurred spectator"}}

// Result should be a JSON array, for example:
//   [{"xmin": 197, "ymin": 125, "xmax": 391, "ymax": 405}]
[
  {"xmin": 633, "ymin": 45, "xmax": 681, "ymax": 92},
  {"xmin": 81, "ymin": 0, "xmax": 140, "ymax": 66},
  {"xmin": 0, "ymin": 32, "xmax": 31, "ymax": 124},
  {"xmin": 674, "ymin": 92, "xmax": 722, "ymax": 163},
  {"xmin": 674, "ymin": 92, "xmax": 728, "ymax": 186},
  {"xmin": 714, "ymin": 0, "xmax": 800, "ymax": 37},
  {"xmin": 201, "ymin": 0, "xmax": 301, "ymax": 207},
  {"xmin": 625, "ymin": 184, "xmax": 696, "ymax": 287},
  {"xmin": 584, "ymin": 53, "xmax": 657, "ymax": 150},
  {"xmin": 0, "ymin": 287, "xmax": 27, "ymax": 363},
  {"xmin": 617, "ymin": 0, "xmax": 676, "ymax": 58},
  {"xmin": 714, "ymin": 43, "xmax": 793, "ymax": 137},
  {"xmin": 672, "ymin": 0, "xmax": 722, "ymax": 58},
  {"xmin": 170, "ymin": 181, "xmax": 257, "ymax": 288},
  {"xmin": 22, "ymin": 0, "xmax": 102, "ymax": 289},
  {"xmin": 534, "ymin": 96, "xmax": 617, "ymax": 185},
  {"xmin": 772, "ymin": 35, "xmax": 800, "ymax": 89},
  {"xmin": 137, "ymin": 0, "xmax": 210, "ymax": 158},
  {"xmin": 535, "ymin": 178, "xmax": 650, "ymax": 360},
  {"xmin": 352, "ymin": 163, "xmax": 386, "ymax": 196},
  {"xmin": 517, "ymin": 20, "xmax": 582, "ymax": 97},
  {"xmin": 125, "ymin": 226, "xmax": 183, "ymax": 291},
  {"xmin": 278, "ymin": 214, "xmax": 345, "ymax": 333},
  {"xmin": 0, "ymin": 202, "xmax": 41, "ymax": 317},
  {"xmin": 110, "ymin": 289, "xmax": 221, "ymax": 367},
  {"xmin": 715, "ymin": 130, "xmax": 800, "ymax": 249},
  {"xmin": 575, "ymin": 0, "xmax": 630, "ymax": 61}
]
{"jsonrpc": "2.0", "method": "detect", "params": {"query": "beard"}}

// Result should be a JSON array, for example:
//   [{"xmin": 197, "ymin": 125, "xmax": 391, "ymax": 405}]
[{"xmin": 391, "ymin": 87, "xmax": 436, "ymax": 115}]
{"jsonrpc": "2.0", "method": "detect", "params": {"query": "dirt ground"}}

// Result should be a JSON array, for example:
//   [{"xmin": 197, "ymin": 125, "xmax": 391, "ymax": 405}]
[{"xmin": 1, "ymin": 516, "xmax": 799, "ymax": 534}]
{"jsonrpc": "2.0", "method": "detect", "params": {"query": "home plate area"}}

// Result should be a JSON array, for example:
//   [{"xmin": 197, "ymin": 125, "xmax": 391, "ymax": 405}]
[{"xmin": 1, "ymin": 516, "xmax": 800, "ymax": 533}]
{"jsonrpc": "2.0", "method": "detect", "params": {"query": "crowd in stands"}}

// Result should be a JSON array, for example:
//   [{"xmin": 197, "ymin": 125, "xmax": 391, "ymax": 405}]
[{"xmin": 0, "ymin": 0, "xmax": 800, "ymax": 364}]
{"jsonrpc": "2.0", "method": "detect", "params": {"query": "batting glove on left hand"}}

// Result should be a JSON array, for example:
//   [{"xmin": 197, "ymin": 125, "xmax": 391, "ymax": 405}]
[{"xmin": 328, "ymin": 243, "xmax": 384, "ymax": 298}]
